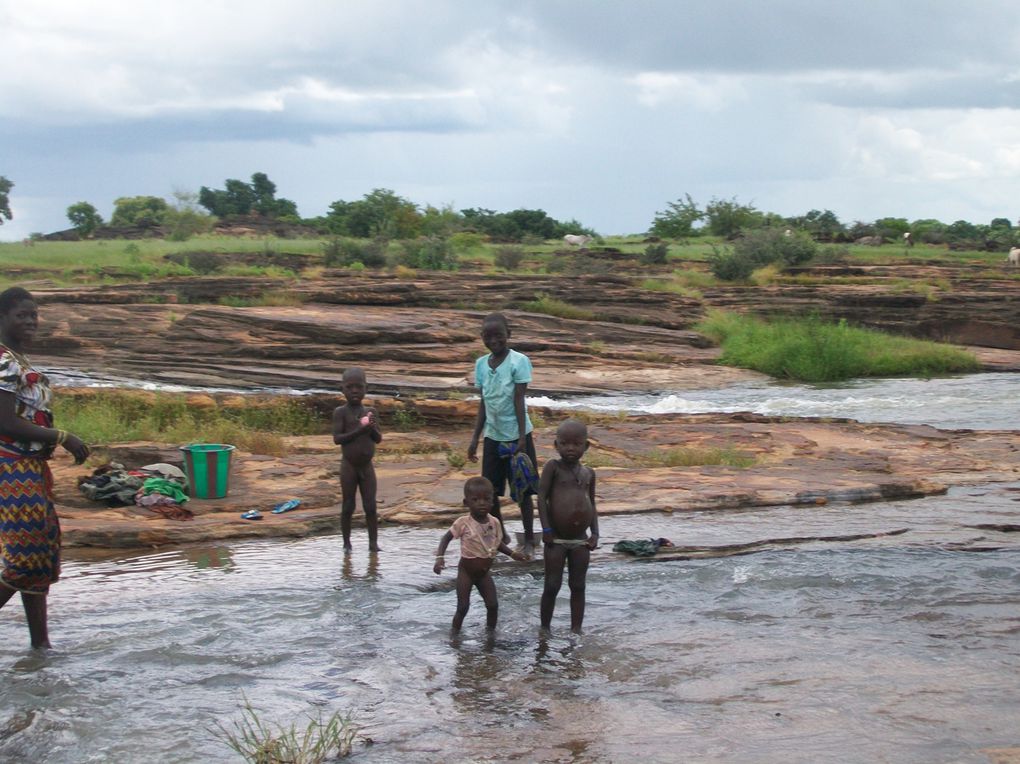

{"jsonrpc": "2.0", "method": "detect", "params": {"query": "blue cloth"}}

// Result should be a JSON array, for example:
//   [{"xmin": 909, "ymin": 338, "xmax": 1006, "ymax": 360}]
[
  {"xmin": 474, "ymin": 349, "xmax": 533, "ymax": 442},
  {"xmin": 497, "ymin": 442, "xmax": 540, "ymax": 503}
]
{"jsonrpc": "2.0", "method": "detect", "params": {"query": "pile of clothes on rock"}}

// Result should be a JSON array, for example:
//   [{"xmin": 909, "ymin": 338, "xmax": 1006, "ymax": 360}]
[
  {"xmin": 78, "ymin": 462, "xmax": 193, "ymax": 520},
  {"xmin": 612, "ymin": 537, "xmax": 675, "ymax": 557}
]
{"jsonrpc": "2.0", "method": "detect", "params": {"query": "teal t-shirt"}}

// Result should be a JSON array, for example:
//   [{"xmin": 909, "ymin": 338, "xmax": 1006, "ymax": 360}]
[{"xmin": 474, "ymin": 349, "xmax": 533, "ymax": 442}]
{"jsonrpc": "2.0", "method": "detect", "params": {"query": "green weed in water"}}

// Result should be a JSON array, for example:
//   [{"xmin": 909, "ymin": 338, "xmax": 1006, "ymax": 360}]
[{"xmin": 216, "ymin": 695, "xmax": 359, "ymax": 763}]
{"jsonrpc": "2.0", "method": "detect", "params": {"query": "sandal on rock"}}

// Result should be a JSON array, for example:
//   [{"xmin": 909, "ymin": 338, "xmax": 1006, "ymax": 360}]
[
  {"xmin": 241, "ymin": 510, "xmax": 263, "ymax": 521},
  {"xmin": 271, "ymin": 499, "xmax": 301, "ymax": 514}
]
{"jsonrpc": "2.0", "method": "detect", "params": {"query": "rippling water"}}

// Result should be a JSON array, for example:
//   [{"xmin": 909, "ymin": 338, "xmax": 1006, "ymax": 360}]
[
  {"xmin": 2, "ymin": 373, "xmax": 1019, "ymax": 761},
  {"xmin": 532, "ymin": 372, "xmax": 1020, "ymax": 431},
  {"xmin": 2, "ymin": 483, "xmax": 1019, "ymax": 763}
]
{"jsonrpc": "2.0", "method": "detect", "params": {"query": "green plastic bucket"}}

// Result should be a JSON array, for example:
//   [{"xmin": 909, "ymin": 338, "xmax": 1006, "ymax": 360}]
[{"xmin": 179, "ymin": 443, "xmax": 235, "ymax": 499}]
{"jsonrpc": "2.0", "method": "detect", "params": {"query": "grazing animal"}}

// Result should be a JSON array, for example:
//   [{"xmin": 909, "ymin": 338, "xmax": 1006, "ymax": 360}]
[
  {"xmin": 783, "ymin": 229, "xmax": 793, "ymax": 238},
  {"xmin": 563, "ymin": 234, "xmax": 593, "ymax": 249},
  {"xmin": 903, "ymin": 231, "xmax": 914, "ymax": 247},
  {"xmin": 21, "ymin": 238, "xmax": 34, "ymax": 247},
  {"xmin": 1008, "ymin": 247, "xmax": 1020, "ymax": 267}
]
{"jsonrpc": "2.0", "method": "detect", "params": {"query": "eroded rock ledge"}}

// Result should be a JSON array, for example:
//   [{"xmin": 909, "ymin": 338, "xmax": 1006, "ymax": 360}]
[{"xmin": 52, "ymin": 412, "xmax": 1020, "ymax": 550}]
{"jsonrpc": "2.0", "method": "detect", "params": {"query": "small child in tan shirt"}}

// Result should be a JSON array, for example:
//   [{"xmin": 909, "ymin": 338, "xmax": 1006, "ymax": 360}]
[{"xmin": 434, "ymin": 476, "xmax": 526, "ymax": 631}]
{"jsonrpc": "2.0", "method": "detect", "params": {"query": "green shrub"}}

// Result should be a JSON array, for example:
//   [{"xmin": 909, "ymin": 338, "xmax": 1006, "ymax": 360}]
[
  {"xmin": 449, "ymin": 231, "xmax": 486, "ymax": 254},
  {"xmin": 696, "ymin": 310, "xmax": 980, "ymax": 382},
  {"xmin": 391, "ymin": 408, "xmax": 425, "ymax": 431},
  {"xmin": 641, "ymin": 242, "xmax": 670, "ymax": 265},
  {"xmin": 565, "ymin": 255, "xmax": 612, "ymax": 276},
  {"xmin": 494, "ymin": 245, "xmax": 525, "ymax": 270},
  {"xmin": 446, "ymin": 450, "xmax": 467, "ymax": 469},
  {"xmin": 180, "ymin": 251, "xmax": 222, "ymax": 275},
  {"xmin": 398, "ymin": 236, "xmax": 458, "ymax": 270},
  {"xmin": 709, "ymin": 229, "xmax": 817, "ymax": 280},
  {"xmin": 707, "ymin": 244, "xmax": 754, "ymax": 281},
  {"xmin": 322, "ymin": 237, "xmax": 388, "ymax": 268},
  {"xmin": 322, "ymin": 238, "xmax": 363, "ymax": 267}
]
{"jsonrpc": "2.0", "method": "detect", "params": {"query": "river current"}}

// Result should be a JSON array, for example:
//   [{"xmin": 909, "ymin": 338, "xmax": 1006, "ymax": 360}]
[{"xmin": 2, "ymin": 374, "xmax": 1018, "ymax": 763}]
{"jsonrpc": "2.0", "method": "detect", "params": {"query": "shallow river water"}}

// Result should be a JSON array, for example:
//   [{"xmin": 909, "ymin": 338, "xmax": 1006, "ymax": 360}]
[{"xmin": 1, "ymin": 375, "xmax": 1018, "ymax": 763}]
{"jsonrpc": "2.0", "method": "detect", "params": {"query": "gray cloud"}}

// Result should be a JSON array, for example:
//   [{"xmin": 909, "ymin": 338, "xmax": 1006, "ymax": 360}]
[{"xmin": 3, "ymin": 1, "xmax": 1020, "ymax": 240}]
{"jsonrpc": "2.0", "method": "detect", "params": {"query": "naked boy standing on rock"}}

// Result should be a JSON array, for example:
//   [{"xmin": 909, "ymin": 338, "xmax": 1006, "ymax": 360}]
[{"xmin": 333, "ymin": 367, "xmax": 382, "ymax": 553}]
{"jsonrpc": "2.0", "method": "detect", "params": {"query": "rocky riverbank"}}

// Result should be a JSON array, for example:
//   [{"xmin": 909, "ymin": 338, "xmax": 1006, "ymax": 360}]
[{"xmin": 53, "ymin": 410, "xmax": 1020, "ymax": 550}]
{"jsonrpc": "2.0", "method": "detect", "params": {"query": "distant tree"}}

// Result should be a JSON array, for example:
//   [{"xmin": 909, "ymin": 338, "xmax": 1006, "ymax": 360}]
[
  {"xmin": 0, "ymin": 176, "xmax": 12, "ymax": 225},
  {"xmin": 66, "ymin": 201, "xmax": 103, "ymax": 237},
  {"xmin": 990, "ymin": 217, "xmax": 1012, "ymax": 230},
  {"xmin": 250, "ymin": 172, "xmax": 277, "ymax": 215},
  {"xmin": 704, "ymin": 197, "xmax": 763, "ymax": 238},
  {"xmin": 650, "ymin": 194, "xmax": 703, "ymax": 239},
  {"xmin": 505, "ymin": 209, "xmax": 559, "ymax": 240},
  {"xmin": 419, "ymin": 204, "xmax": 462, "ymax": 237},
  {"xmin": 326, "ymin": 188, "xmax": 421, "ymax": 239},
  {"xmin": 848, "ymin": 220, "xmax": 877, "ymax": 240},
  {"xmin": 910, "ymin": 219, "xmax": 947, "ymax": 245},
  {"xmin": 458, "ymin": 207, "xmax": 591, "ymax": 243},
  {"xmin": 111, "ymin": 195, "xmax": 169, "ymax": 227},
  {"xmin": 874, "ymin": 217, "xmax": 910, "ymax": 240},
  {"xmin": 164, "ymin": 189, "xmax": 216, "ymax": 241},
  {"xmin": 945, "ymin": 219, "xmax": 980, "ymax": 243},
  {"xmin": 799, "ymin": 209, "xmax": 845, "ymax": 242},
  {"xmin": 199, "ymin": 172, "xmax": 298, "ymax": 219}
]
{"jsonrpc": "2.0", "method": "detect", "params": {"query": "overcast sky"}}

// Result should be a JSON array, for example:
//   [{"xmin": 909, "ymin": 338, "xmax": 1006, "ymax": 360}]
[{"xmin": 3, "ymin": 0, "xmax": 1020, "ymax": 240}]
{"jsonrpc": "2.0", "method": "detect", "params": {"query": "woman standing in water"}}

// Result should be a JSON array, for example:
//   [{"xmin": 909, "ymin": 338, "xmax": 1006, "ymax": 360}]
[{"xmin": 0, "ymin": 287, "xmax": 88, "ymax": 649}]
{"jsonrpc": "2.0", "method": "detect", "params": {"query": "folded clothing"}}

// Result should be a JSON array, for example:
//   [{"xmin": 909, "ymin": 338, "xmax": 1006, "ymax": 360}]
[{"xmin": 612, "ymin": 538, "xmax": 674, "ymax": 557}]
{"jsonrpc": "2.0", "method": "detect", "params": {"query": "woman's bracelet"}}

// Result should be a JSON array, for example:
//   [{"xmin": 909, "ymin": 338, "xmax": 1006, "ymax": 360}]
[
  {"xmin": 542, "ymin": 527, "xmax": 552, "ymax": 533},
  {"xmin": 55, "ymin": 429, "xmax": 67, "ymax": 445}
]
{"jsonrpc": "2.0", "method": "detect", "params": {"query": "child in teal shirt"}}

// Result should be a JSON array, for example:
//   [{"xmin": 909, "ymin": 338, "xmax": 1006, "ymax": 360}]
[{"xmin": 466, "ymin": 313, "xmax": 538, "ymax": 557}]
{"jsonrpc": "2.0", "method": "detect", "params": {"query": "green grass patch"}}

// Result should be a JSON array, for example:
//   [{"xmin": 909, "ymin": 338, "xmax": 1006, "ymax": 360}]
[
  {"xmin": 640, "ymin": 278, "xmax": 703, "ymax": 299},
  {"xmin": 637, "ymin": 446, "xmax": 756, "ymax": 469},
  {"xmin": 54, "ymin": 392, "xmax": 322, "ymax": 456},
  {"xmin": 696, "ymin": 310, "xmax": 980, "ymax": 382},
  {"xmin": 219, "ymin": 292, "xmax": 304, "ymax": 308},
  {"xmin": 519, "ymin": 294, "xmax": 595, "ymax": 321}
]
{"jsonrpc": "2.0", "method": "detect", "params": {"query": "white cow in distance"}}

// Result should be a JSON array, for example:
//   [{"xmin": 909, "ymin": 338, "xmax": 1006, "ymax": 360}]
[
  {"xmin": 563, "ymin": 234, "xmax": 593, "ymax": 249},
  {"xmin": 1008, "ymin": 247, "xmax": 1020, "ymax": 267}
]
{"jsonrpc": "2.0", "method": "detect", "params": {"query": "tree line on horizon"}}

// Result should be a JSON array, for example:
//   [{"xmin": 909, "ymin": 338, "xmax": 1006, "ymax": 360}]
[{"xmin": 1, "ymin": 172, "xmax": 1018, "ymax": 251}]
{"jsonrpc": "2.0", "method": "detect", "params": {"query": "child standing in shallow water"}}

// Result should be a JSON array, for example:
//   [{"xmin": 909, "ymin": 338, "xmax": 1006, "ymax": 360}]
[
  {"xmin": 333, "ymin": 367, "xmax": 382, "ymax": 553},
  {"xmin": 434, "ymin": 476, "xmax": 527, "ymax": 631},
  {"xmin": 538, "ymin": 419, "xmax": 599, "ymax": 633},
  {"xmin": 467, "ymin": 313, "xmax": 539, "ymax": 558}
]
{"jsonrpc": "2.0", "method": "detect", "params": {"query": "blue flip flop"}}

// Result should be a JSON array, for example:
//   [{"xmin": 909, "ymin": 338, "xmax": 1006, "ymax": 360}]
[
  {"xmin": 241, "ymin": 509, "xmax": 262, "ymax": 521},
  {"xmin": 271, "ymin": 499, "xmax": 301, "ymax": 514}
]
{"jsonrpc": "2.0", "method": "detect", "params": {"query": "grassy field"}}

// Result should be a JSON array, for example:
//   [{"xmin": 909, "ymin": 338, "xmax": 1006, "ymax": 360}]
[
  {"xmin": 2, "ymin": 233, "xmax": 1013, "ymax": 290},
  {"xmin": 696, "ymin": 310, "xmax": 981, "ymax": 382}
]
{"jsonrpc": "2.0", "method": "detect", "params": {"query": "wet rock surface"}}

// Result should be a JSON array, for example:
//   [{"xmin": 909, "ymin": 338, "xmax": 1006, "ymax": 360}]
[
  {"xmin": 51, "ymin": 413, "xmax": 1020, "ymax": 549},
  {"xmin": 27, "ymin": 263, "xmax": 1020, "ymax": 399},
  {"xmin": 21, "ymin": 263, "xmax": 1020, "ymax": 550}
]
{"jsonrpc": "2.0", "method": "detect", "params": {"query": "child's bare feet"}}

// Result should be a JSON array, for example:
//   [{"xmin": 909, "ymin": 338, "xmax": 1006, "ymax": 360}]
[{"xmin": 522, "ymin": 540, "xmax": 534, "ymax": 560}]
